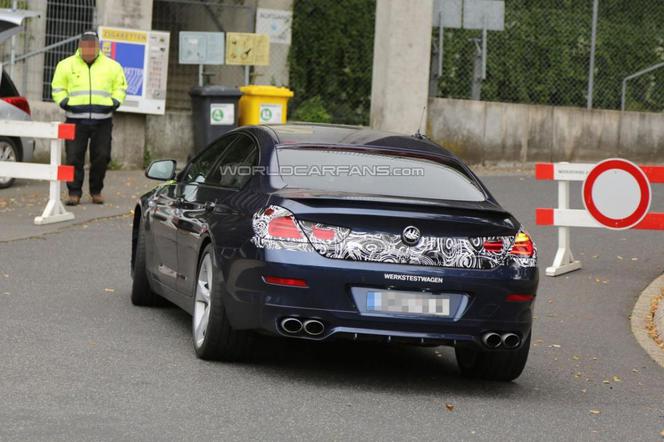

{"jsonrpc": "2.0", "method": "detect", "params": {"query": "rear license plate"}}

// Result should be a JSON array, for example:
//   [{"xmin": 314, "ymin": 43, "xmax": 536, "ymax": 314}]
[{"xmin": 366, "ymin": 290, "xmax": 451, "ymax": 317}]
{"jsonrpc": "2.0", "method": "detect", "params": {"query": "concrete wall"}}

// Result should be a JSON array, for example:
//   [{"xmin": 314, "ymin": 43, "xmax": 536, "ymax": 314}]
[
  {"xmin": 97, "ymin": 0, "xmax": 153, "ymax": 29},
  {"xmin": 427, "ymin": 98, "xmax": 664, "ymax": 164},
  {"xmin": 146, "ymin": 111, "xmax": 193, "ymax": 164},
  {"xmin": 30, "ymin": 101, "xmax": 64, "ymax": 162},
  {"xmin": 370, "ymin": 0, "xmax": 432, "ymax": 134}
]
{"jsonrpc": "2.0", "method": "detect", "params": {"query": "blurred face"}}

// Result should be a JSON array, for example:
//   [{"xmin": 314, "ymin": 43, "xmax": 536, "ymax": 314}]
[{"xmin": 79, "ymin": 39, "xmax": 99, "ymax": 63}]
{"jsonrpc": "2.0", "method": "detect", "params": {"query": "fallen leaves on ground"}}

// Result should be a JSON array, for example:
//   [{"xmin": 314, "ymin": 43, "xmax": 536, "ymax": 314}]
[
  {"xmin": 445, "ymin": 403, "xmax": 454, "ymax": 412},
  {"xmin": 646, "ymin": 289, "xmax": 664, "ymax": 350}
]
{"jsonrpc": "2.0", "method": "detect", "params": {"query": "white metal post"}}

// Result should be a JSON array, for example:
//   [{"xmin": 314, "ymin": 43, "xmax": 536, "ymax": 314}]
[
  {"xmin": 34, "ymin": 139, "xmax": 74, "ymax": 225},
  {"xmin": 545, "ymin": 179, "xmax": 582, "ymax": 276}
]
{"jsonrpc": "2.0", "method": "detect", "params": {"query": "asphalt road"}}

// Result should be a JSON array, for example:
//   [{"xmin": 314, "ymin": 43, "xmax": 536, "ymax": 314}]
[{"xmin": 0, "ymin": 175, "xmax": 663, "ymax": 441}]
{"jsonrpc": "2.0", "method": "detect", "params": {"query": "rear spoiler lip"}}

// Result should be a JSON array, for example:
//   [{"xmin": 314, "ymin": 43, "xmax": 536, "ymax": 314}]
[{"xmin": 268, "ymin": 189, "xmax": 509, "ymax": 214}]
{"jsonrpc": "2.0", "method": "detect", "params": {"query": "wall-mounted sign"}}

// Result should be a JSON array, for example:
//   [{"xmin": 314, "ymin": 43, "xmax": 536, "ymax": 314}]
[
  {"xmin": 179, "ymin": 31, "xmax": 225, "ymax": 65},
  {"xmin": 433, "ymin": 0, "xmax": 504, "ymax": 31},
  {"xmin": 256, "ymin": 8, "xmax": 292, "ymax": 45},
  {"xmin": 99, "ymin": 26, "xmax": 170, "ymax": 115},
  {"xmin": 225, "ymin": 32, "xmax": 270, "ymax": 66}
]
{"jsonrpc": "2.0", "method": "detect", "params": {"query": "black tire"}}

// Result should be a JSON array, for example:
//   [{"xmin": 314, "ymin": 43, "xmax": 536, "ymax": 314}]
[
  {"xmin": 455, "ymin": 333, "xmax": 531, "ymax": 382},
  {"xmin": 130, "ymin": 216, "xmax": 161, "ymax": 306},
  {"xmin": 193, "ymin": 244, "xmax": 253, "ymax": 361},
  {"xmin": 0, "ymin": 137, "xmax": 19, "ymax": 189}
]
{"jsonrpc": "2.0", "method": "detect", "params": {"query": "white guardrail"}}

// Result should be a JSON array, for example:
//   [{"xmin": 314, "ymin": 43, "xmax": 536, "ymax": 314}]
[{"xmin": 0, "ymin": 120, "xmax": 76, "ymax": 225}]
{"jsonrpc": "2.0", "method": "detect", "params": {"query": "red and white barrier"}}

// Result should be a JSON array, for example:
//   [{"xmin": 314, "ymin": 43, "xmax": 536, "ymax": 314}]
[
  {"xmin": 0, "ymin": 120, "xmax": 76, "ymax": 225},
  {"xmin": 535, "ymin": 159, "xmax": 664, "ymax": 276}
]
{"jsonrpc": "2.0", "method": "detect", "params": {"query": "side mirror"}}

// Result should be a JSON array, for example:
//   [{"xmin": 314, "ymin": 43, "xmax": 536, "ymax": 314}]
[{"xmin": 145, "ymin": 160, "xmax": 176, "ymax": 181}]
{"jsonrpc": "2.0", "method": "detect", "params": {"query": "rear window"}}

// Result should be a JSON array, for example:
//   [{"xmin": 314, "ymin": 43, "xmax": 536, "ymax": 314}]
[{"xmin": 274, "ymin": 148, "xmax": 485, "ymax": 202}]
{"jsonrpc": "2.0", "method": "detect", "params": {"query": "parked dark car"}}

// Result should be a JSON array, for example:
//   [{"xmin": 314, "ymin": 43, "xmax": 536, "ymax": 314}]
[{"xmin": 131, "ymin": 124, "xmax": 538, "ymax": 381}]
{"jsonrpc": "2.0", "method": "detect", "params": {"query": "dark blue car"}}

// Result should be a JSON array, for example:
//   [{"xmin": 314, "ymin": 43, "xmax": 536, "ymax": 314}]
[{"xmin": 131, "ymin": 124, "xmax": 538, "ymax": 381}]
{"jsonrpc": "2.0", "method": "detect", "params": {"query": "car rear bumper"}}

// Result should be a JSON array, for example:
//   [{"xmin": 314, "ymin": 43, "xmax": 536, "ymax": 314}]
[{"xmin": 221, "ymin": 246, "xmax": 538, "ymax": 348}]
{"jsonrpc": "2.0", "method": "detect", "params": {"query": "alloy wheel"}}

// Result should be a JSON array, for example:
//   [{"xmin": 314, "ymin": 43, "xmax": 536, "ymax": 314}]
[{"xmin": 193, "ymin": 253, "xmax": 213, "ymax": 349}]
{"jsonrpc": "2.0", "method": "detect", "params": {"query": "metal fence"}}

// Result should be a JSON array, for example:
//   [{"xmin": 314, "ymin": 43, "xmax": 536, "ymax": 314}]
[
  {"xmin": 151, "ymin": 0, "xmax": 254, "ymax": 111},
  {"xmin": 287, "ymin": 0, "xmax": 376, "ymax": 126},
  {"xmin": 41, "ymin": 0, "xmax": 96, "ymax": 101},
  {"xmin": 290, "ymin": 0, "xmax": 664, "ymax": 126},
  {"xmin": 431, "ymin": 0, "xmax": 664, "ymax": 113}
]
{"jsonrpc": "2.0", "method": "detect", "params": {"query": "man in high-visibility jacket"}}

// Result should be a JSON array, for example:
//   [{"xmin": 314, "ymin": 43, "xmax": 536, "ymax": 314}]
[{"xmin": 51, "ymin": 31, "xmax": 127, "ymax": 205}]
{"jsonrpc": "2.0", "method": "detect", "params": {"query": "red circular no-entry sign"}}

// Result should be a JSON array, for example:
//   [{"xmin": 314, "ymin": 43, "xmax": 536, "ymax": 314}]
[{"xmin": 582, "ymin": 158, "xmax": 651, "ymax": 230}]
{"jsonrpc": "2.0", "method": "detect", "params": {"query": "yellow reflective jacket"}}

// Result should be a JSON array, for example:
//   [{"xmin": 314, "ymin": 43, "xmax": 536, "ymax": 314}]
[{"xmin": 51, "ymin": 49, "xmax": 127, "ymax": 120}]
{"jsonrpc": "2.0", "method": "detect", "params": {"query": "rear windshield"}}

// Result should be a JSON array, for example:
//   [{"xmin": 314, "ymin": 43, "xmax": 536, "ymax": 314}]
[{"xmin": 274, "ymin": 148, "xmax": 486, "ymax": 202}]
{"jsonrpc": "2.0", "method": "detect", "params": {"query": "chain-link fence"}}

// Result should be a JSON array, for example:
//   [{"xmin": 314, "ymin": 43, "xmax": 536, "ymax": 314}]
[
  {"xmin": 432, "ymin": 0, "xmax": 664, "ymax": 112},
  {"xmin": 152, "ymin": 0, "xmax": 254, "ymax": 111},
  {"xmin": 4, "ymin": 0, "xmax": 660, "ymax": 124},
  {"xmin": 289, "ymin": 0, "xmax": 664, "ymax": 126},
  {"xmin": 0, "ymin": 0, "xmax": 96, "ymax": 102},
  {"xmin": 42, "ymin": 0, "xmax": 96, "ymax": 102},
  {"xmin": 288, "ymin": 0, "xmax": 376, "ymax": 126}
]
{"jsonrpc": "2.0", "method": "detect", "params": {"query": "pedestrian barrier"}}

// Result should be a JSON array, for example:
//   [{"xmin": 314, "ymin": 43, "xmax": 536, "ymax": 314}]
[
  {"xmin": 0, "ymin": 120, "xmax": 76, "ymax": 225},
  {"xmin": 535, "ymin": 159, "xmax": 664, "ymax": 276}
]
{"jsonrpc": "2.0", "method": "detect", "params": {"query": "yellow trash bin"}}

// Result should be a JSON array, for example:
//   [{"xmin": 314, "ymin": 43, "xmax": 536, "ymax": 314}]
[{"xmin": 239, "ymin": 85, "xmax": 294, "ymax": 126}]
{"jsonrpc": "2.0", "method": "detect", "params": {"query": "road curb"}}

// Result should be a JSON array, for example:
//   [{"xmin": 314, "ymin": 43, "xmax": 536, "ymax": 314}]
[{"xmin": 631, "ymin": 272, "xmax": 664, "ymax": 368}]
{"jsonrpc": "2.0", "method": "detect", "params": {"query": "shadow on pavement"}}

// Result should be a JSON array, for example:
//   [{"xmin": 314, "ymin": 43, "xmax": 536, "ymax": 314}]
[{"xmin": 153, "ymin": 300, "xmax": 530, "ymax": 399}]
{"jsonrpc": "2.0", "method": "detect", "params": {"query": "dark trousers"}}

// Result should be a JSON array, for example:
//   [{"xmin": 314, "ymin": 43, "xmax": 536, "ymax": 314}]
[{"xmin": 65, "ymin": 118, "xmax": 113, "ymax": 197}]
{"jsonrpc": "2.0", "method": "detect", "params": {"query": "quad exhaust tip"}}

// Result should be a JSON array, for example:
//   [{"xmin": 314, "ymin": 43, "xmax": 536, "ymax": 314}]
[
  {"xmin": 501, "ymin": 333, "xmax": 521, "ymax": 349},
  {"xmin": 303, "ymin": 319, "xmax": 325, "ymax": 336},
  {"xmin": 482, "ymin": 332, "xmax": 502, "ymax": 348},
  {"xmin": 280, "ymin": 317, "xmax": 326, "ymax": 336},
  {"xmin": 281, "ymin": 317, "xmax": 303, "ymax": 334},
  {"xmin": 481, "ymin": 332, "xmax": 521, "ymax": 349}
]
